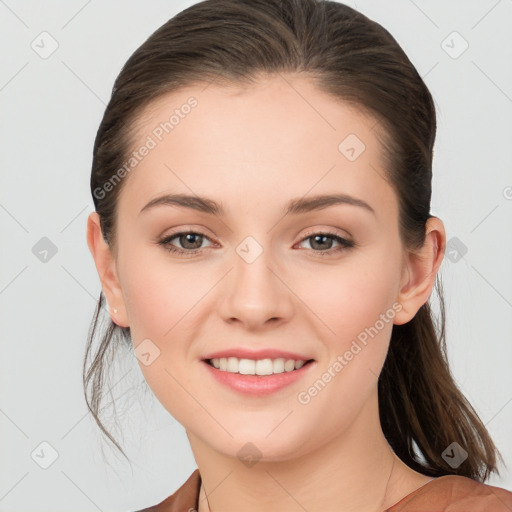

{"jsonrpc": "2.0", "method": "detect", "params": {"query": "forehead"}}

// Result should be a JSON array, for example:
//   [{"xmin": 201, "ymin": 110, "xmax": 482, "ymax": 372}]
[{"xmin": 119, "ymin": 74, "xmax": 396, "ymax": 220}]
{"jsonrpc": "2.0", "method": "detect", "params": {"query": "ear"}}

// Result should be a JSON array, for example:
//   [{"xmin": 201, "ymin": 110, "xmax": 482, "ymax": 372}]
[
  {"xmin": 393, "ymin": 216, "xmax": 446, "ymax": 325},
  {"xmin": 86, "ymin": 212, "xmax": 129, "ymax": 327}
]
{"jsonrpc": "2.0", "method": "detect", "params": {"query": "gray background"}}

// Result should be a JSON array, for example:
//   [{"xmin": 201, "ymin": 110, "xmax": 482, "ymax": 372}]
[{"xmin": 1, "ymin": 0, "xmax": 511, "ymax": 510}]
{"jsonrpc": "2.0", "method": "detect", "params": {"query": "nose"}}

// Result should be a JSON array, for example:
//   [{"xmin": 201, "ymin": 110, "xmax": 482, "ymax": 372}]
[{"xmin": 218, "ymin": 241, "xmax": 294, "ymax": 331}]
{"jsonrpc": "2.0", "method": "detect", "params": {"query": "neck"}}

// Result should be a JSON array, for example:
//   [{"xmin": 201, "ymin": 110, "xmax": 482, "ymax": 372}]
[{"xmin": 189, "ymin": 391, "xmax": 417, "ymax": 512}]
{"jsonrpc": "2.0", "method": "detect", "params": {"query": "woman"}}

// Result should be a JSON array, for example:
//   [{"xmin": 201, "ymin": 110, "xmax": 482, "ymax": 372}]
[{"xmin": 84, "ymin": 0, "xmax": 512, "ymax": 510}]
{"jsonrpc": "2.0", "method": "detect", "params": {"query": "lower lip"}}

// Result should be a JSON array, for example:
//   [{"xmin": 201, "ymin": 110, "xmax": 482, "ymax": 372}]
[{"xmin": 201, "ymin": 360, "xmax": 315, "ymax": 396}]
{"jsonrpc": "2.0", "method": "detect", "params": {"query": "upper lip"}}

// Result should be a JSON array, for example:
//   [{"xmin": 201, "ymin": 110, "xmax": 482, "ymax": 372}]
[{"xmin": 202, "ymin": 348, "xmax": 314, "ymax": 361}]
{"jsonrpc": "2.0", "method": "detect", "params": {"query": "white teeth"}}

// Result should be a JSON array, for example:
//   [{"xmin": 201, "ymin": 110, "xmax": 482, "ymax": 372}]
[
  {"xmin": 208, "ymin": 357, "xmax": 308, "ymax": 375},
  {"xmin": 227, "ymin": 357, "xmax": 238, "ymax": 373},
  {"xmin": 255, "ymin": 358, "xmax": 273, "ymax": 375},
  {"xmin": 284, "ymin": 359, "xmax": 295, "ymax": 372},
  {"xmin": 273, "ymin": 358, "xmax": 285, "ymax": 373},
  {"xmin": 239, "ymin": 358, "xmax": 255, "ymax": 375}
]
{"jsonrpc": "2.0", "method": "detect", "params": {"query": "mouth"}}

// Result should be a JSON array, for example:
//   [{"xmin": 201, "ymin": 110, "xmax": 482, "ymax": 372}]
[
  {"xmin": 201, "ymin": 353, "xmax": 316, "ymax": 395},
  {"xmin": 204, "ymin": 357, "xmax": 315, "ymax": 376}
]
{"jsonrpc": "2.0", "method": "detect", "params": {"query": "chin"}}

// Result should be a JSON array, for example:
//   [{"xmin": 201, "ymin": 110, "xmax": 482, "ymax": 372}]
[{"xmin": 214, "ymin": 426, "xmax": 314, "ymax": 464}]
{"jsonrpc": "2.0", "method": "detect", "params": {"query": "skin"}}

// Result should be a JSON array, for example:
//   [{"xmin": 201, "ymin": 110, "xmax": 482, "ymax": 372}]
[{"xmin": 87, "ymin": 74, "xmax": 446, "ymax": 512}]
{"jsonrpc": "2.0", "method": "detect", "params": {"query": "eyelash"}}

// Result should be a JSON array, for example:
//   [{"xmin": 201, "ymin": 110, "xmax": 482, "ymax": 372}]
[{"xmin": 157, "ymin": 230, "xmax": 355, "ymax": 258}]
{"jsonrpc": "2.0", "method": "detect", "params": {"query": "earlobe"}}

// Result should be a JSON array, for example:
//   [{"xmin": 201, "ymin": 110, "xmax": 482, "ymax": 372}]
[
  {"xmin": 86, "ymin": 212, "xmax": 130, "ymax": 327},
  {"xmin": 393, "ymin": 217, "xmax": 446, "ymax": 326}
]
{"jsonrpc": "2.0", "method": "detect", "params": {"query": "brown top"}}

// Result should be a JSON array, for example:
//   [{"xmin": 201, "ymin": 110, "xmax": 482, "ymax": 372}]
[{"xmin": 134, "ymin": 469, "xmax": 512, "ymax": 512}]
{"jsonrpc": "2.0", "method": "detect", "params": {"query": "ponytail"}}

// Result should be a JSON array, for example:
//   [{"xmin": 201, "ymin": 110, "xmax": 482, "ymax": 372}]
[{"xmin": 379, "ymin": 276, "xmax": 503, "ymax": 480}]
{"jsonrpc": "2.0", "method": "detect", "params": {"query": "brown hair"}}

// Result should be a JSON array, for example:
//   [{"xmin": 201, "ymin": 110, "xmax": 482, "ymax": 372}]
[{"xmin": 84, "ymin": 0, "xmax": 504, "ymax": 480}]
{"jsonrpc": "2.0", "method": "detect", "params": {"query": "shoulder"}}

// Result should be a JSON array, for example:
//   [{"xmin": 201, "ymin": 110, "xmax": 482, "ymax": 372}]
[
  {"xmin": 389, "ymin": 474, "xmax": 512, "ymax": 511},
  {"xmin": 131, "ymin": 469, "xmax": 201, "ymax": 512}
]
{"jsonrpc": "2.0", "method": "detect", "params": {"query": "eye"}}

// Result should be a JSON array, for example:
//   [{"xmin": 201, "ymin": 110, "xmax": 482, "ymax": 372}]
[
  {"xmin": 158, "ymin": 231, "xmax": 214, "ymax": 257},
  {"xmin": 297, "ymin": 231, "xmax": 354, "ymax": 256},
  {"xmin": 157, "ymin": 230, "xmax": 355, "ymax": 258}
]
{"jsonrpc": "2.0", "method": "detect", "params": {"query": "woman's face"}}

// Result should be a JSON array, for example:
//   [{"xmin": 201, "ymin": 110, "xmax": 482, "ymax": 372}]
[{"xmin": 102, "ymin": 75, "xmax": 416, "ymax": 461}]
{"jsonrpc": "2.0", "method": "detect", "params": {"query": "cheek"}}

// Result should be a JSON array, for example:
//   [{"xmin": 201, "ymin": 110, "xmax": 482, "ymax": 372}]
[
  {"xmin": 290, "ymin": 257, "xmax": 401, "ymax": 441},
  {"xmin": 121, "ymin": 252, "xmax": 207, "ymax": 422},
  {"xmin": 119, "ymin": 247, "xmax": 213, "ymax": 342},
  {"xmin": 299, "ymin": 252, "xmax": 401, "ymax": 348}
]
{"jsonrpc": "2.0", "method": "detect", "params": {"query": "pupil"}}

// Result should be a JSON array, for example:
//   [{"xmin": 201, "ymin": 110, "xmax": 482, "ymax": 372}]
[
  {"xmin": 313, "ymin": 235, "xmax": 330, "ymax": 250},
  {"xmin": 184, "ymin": 233, "xmax": 201, "ymax": 248}
]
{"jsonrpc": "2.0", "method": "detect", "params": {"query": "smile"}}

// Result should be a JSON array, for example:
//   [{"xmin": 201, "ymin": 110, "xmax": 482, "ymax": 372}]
[
  {"xmin": 206, "ymin": 357, "xmax": 311, "ymax": 375},
  {"xmin": 202, "ymin": 356, "xmax": 316, "ymax": 396}
]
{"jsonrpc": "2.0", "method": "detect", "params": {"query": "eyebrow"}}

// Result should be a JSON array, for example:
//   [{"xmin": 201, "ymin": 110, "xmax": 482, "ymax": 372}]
[{"xmin": 139, "ymin": 193, "xmax": 375, "ymax": 217}]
